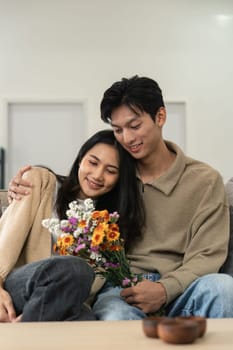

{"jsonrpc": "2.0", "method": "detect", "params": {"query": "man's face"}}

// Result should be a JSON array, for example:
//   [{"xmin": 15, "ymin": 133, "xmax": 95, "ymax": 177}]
[{"xmin": 111, "ymin": 105, "xmax": 165, "ymax": 161}]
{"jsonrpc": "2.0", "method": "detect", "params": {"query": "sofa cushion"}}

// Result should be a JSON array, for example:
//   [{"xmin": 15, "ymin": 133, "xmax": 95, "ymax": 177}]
[
  {"xmin": 220, "ymin": 205, "xmax": 233, "ymax": 276},
  {"xmin": 225, "ymin": 177, "xmax": 233, "ymax": 206},
  {"xmin": 0, "ymin": 190, "xmax": 8, "ymax": 217},
  {"xmin": 219, "ymin": 178, "xmax": 233, "ymax": 275}
]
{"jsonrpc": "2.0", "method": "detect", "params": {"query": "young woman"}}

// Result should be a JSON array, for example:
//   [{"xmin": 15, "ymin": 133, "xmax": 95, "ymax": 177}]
[{"xmin": 0, "ymin": 129, "xmax": 144, "ymax": 322}]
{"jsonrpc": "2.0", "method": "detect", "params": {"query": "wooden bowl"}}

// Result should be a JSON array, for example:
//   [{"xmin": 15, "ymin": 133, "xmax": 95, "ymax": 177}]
[
  {"xmin": 142, "ymin": 316, "xmax": 169, "ymax": 338},
  {"xmin": 175, "ymin": 316, "xmax": 207, "ymax": 337},
  {"xmin": 157, "ymin": 319, "xmax": 199, "ymax": 344}
]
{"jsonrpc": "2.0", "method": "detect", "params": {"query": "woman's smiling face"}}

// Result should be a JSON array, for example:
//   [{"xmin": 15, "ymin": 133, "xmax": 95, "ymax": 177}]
[{"xmin": 78, "ymin": 143, "xmax": 120, "ymax": 199}]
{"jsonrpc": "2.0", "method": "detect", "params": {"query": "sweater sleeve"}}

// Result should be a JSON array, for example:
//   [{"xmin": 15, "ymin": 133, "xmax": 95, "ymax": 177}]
[
  {"xmin": 159, "ymin": 173, "xmax": 230, "ymax": 304},
  {"xmin": 0, "ymin": 167, "xmax": 55, "ymax": 281}
]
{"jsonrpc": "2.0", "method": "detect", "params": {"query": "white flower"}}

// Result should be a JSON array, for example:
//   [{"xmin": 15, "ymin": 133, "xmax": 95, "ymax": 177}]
[
  {"xmin": 42, "ymin": 218, "xmax": 61, "ymax": 234},
  {"xmin": 73, "ymin": 227, "xmax": 83, "ymax": 238},
  {"xmin": 66, "ymin": 209, "xmax": 79, "ymax": 219},
  {"xmin": 53, "ymin": 225, "xmax": 63, "ymax": 237},
  {"xmin": 90, "ymin": 251, "xmax": 102, "ymax": 262},
  {"xmin": 66, "ymin": 198, "xmax": 96, "ymax": 219},
  {"xmin": 42, "ymin": 218, "xmax": 52, "ymax": 229},
  {"xmin": 84, "ymin": 198, "xmax": 95, "ymax": 211},
  {"xmin": 60, "ymin": 220, "xmax": 69, "ymax": 228},
  {"xmin": 68, "ymin": 201, "xmax": 79, "ymax": 211}
]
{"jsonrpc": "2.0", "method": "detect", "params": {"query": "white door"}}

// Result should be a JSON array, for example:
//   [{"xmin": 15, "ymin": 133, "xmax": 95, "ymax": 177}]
[
  {"xmin": 164, "ymin": 102, "xmax": 186, "ymax": 151},
  {"xmin": 6, "ymin": 101, "xmax": 87, "ymax": 185}
]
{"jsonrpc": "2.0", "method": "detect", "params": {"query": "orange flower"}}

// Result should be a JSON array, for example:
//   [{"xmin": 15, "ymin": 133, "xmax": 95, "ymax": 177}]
[
  {"xmin": 78, "ymin": 219, "xmax": 87, "ymax": 228},
  {"xmin": 109, "ymin": 244, "xmax": 122, "ymax": 252},
  {"xmin": 100, "ymin": 243, "xmax": 109, "ymax": 251},
  {"xmin": 92, "ymin": 210, "xmax": 109, "ymax": 223},
  {"xmin": 106, "ymin": 223, "xmax": 120, "ymax": 241},
  {"xmin": 59, "ymin": 247, "xmax": 69, "ymax": 255}
]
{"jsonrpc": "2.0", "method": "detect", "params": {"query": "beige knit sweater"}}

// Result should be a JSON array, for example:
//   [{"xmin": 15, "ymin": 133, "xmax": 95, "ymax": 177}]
[
  {"xmin": 0, "ymin": 167, "xmax": 105, "ymax": 300},
  {"xmin": 0, "ymin": 167, "xmax": 55, "ymax": 282}
]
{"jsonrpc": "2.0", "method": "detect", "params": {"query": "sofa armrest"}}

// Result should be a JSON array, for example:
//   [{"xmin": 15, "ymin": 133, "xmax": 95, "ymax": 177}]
[{"xmin": 0, "ymin": 190, "xmax": 8, "ymax": 216}]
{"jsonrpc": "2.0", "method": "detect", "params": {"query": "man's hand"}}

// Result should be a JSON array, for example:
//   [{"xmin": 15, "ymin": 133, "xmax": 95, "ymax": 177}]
[
  {"xmin": 120, "ymin": 279, "xmax": 167, "ymax": 314},
  {"xmin": 8, "ymin": 165, "xmax": 33, "ymax": 203},
  {"xmin": 0, "ymin": 287, "xmax": 17, "ymax": 322}
]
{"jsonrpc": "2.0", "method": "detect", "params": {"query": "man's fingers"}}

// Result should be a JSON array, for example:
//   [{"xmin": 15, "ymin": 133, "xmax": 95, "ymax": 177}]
[
  {"xmin": 13, "ymin": 176, "xmax": 32, "ymax": 188},
  {"xmin": 120, "ymin": 286, "xmax": 134, "ymax": 297},
  {"xmin": 7, "ymin": 190, "xmax": 22, "ymax": 202},
  {"xmin": 19, "ymin": 165, "xmax": 32, "ymax": 176},
  {"xmin": 11, "ymin": 165, "xmax": 33, "ymax": 188},
  {"xmin": 7, "ymin": 165, "xmax": 33, "ymax": 203},
  {"xmin": 11, "ymin": 185, "xmax": 30, "ymax": 195}
]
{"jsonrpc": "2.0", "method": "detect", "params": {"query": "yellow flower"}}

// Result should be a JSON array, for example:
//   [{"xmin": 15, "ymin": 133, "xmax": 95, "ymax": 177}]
[
  {"xmin": 91, "ymin": 223, "xmax": 107, "ymax": 246},
  {"xmin": 54, "ymin": 234, "xmax": 74, "ymax": 255},
  {"xmin": 57, "ymin": 234, "xmax": 74, "ymax": 248}
]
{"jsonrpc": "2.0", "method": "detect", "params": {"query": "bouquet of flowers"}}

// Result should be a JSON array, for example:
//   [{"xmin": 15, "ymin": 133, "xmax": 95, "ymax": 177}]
[{"xmin": 42, "ymin": 198, "xmax": 141, "ymax": 288}]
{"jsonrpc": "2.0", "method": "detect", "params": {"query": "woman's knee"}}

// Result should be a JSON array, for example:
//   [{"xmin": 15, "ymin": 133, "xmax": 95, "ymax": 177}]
[
  {"xmin": 52, "ymin": 256, "xmax": 94, "ymax": 278},
  {"xmin": 28, "ymin": 256, "xmax": 94, "ymax": 293}
]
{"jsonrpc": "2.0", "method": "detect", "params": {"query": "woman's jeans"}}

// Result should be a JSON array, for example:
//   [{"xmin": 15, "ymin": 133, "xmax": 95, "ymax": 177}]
[
  {"xmin": 92, "ymin": 273, "xmax": 233, "ymax": 320},
  {"xmin": 4, "ymin": 256, "xmax": 95, "ymax": 321}
]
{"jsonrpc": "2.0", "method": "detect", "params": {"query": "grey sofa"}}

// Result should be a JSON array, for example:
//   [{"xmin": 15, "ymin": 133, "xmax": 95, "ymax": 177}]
[
  {"xmin": 0, "ymin": 189, "xmax": 8, "ymax": 217},
  {"xmin": 220, "ymin": 178, "xmax": 233, "ymax": 275},
  {"xmin": 1, "ymin": 182, "xmax": 233, "ymax": 275}
]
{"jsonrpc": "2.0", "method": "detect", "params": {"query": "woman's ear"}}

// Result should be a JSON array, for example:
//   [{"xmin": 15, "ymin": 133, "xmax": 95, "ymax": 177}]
[{"xmin": 155, "ymin": 107, "xmax": 166, "ymax": 127}]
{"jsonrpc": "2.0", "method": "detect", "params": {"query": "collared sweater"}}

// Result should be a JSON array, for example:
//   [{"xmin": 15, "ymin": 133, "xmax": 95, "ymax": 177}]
[
  {"xmin": 0, "ymin": 167, "xmax": 55, "ymax": 282},
  {"xmin": 127, "ymin": 141, "xmax": 229, "ymax": 305}
]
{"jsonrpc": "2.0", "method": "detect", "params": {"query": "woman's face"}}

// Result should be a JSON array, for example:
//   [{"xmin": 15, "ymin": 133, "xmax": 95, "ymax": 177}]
[{"xmin": 78, "ymin": 143, "xmax": 120, "ymax": 199}]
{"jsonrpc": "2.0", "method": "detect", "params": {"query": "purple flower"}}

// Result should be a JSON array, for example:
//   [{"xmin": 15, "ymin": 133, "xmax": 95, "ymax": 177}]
[
  {"xmin": 109, "ymin": 212, "xmax": 120, "ymax": 222},
  {"xmin": 132, "ymin": 276, "xmax": 139, "ymax": 283},
  {"xmin": 83, "ymin": 227, "xmax": 90, "ymax": 234},
  {"xmin": 122, "ymin": 278, "xmax": 131, "ymax": 287},
  {"xmin": 69, "ymin": 217, "xmax": 78, "ymax": 225},
  {"xmin": 90, "ymin": 246, "xmax": 99, "ymax": 252},
  {"xmin": 104, "ymin": 262, "xmax": 120, "ymax": 268},
  {"xmin": 62, "ymin": 226, "xmax": 73, "ymax": 233},
  {"xmin": 74, "ymin": 243, "xmax": 86, "ymax": 253}
]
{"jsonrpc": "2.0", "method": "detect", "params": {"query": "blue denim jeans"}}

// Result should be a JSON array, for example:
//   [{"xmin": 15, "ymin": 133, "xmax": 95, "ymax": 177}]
[
  {"xmin": 92, "ymin": 273, "xmax": 233, "ymax": 320},
  {"xmin": 4, "ymin": 256, "xmax": 95, "ymax": 321}
]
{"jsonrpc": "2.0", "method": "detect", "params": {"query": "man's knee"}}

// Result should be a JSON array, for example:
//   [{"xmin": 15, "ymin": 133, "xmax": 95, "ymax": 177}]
[
  {"xmin": 197, "ymin": 273, "xmax": 233, "ymax": 290},
  {"xmin": 93, "ymin": 296, "xmax": 145, "ymax": 320}
]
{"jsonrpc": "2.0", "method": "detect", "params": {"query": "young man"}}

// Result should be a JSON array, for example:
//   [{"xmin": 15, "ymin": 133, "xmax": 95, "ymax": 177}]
[
  {"xmin": 8, "ymin": 75, "xmax": 233, "ymax": 320},
  {"xmin": 92, "ymin": 75, "xmax": 233, "ymax": 320}
]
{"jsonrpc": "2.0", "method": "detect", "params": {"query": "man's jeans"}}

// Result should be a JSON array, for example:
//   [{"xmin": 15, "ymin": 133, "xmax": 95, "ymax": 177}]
[
  {"xmin": 92, "ymin": 273, "xmax": 233, "ymax": 320},
  {"xmin": 4, "ymin": 256, "xmax": 95, "ymax": 321}
]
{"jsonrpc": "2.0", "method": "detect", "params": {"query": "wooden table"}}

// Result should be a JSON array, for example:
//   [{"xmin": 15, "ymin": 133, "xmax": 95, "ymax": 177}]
[{"xmin": 1, "ymin": 319, "xmax": 233, "ymax": 349}]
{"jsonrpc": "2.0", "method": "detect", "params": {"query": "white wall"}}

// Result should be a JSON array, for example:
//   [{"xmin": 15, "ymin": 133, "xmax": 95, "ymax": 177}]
[{"xmin": 0, "ymin": 0, "xmax": 233, "ymax": 181}]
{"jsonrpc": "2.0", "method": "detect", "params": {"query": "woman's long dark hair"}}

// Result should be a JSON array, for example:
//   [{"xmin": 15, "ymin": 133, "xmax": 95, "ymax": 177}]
[{"xmin": 55, "ymin": 129, "xmax": 145, "ymax": 251}]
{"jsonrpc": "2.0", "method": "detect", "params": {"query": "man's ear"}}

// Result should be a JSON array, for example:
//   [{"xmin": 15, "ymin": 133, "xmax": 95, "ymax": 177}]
[{"xmin": 155, "ymin": 107, "xmax": 166, "ymax": 127}]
